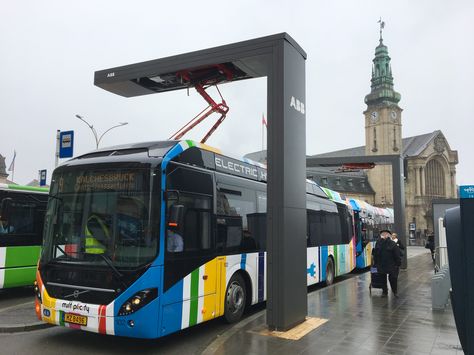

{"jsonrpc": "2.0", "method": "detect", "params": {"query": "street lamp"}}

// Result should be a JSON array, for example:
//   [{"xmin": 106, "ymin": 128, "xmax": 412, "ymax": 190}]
[{"xmin": 75, "ymin": 114, "xmax": 128, "ymax": 149}]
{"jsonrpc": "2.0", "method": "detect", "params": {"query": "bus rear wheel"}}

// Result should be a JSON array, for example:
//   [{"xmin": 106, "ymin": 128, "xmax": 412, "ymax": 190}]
[
  {"xmin": 325, "ymin": 258, "xmax": 335, "ymax": 286},
  {"xmin": 224, "ymin": 273, "xmax": 246, "ymax": 323}
]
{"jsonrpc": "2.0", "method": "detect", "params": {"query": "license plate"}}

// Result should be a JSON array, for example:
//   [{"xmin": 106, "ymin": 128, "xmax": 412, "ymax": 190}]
[{"xmin": 64, "ymin": 313, "xmax": 87, "ymax": 326}]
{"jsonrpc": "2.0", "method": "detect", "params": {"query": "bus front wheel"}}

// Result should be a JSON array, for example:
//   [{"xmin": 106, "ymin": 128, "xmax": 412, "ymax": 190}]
[
  {"xmin": 325, "ymin": 258, "xmax": 335, "ymax": 286},
  {"xmin": 224, "ymin": 273, "xmax": 246, "ymax": 323}
]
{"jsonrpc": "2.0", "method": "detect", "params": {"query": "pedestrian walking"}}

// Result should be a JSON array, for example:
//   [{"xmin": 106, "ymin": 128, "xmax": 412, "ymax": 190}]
[
  {"xmin": 391, "ymin": 232, "xmax": 405, "ymax": 257},
  {"xmin": 373, "ymin": 229, "xmax": 402, "ymax": 297},
  {"xmin": 425, "ymin": 233, "xmax": 435, "ymax": 263}
]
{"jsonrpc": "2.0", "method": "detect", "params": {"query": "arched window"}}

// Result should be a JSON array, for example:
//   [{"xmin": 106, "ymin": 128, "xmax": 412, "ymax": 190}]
[{"xmin": 425, "ymin": 159, "xmax": 445, "ymax": 197}]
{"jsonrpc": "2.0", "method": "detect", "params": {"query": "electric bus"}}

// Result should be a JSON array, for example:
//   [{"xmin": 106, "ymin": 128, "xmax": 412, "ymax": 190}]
[
  {"xmin": 350, "ymin": 198, "xmax": 394, "ymax": 269},
  {"xmin": 35, "ymin": 140, "xmax": 355, "ymax": 338},
  {"xmin": 0, "ymin": 183, "xmax": 48, "ymax": 289}
]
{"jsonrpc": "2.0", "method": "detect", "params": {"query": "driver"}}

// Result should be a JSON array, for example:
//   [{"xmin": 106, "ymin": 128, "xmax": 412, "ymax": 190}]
[{"xmin": 85, "ymin": 207, "xmax": 110, "ymax": 254}]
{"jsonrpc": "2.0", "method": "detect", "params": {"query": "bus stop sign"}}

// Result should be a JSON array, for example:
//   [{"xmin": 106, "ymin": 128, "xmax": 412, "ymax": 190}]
[{"xmin": 59, "ymin": 130, "xmax": 74, "ymax": 158}]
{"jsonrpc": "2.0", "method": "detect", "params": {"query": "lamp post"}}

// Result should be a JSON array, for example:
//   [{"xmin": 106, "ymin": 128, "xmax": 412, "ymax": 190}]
[{"xmin": 75, "ymin": 114, "xmax": 128, "ymax": 149}]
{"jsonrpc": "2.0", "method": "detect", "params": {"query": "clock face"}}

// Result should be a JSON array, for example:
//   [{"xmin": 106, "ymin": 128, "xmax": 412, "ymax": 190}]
[
  {"xmin": 390, "ymin": 110, "xmax": 398, "ymax": 122},
  {"xmin": 370, "ymin": 111, "xmax": 379, "ymax": 123}
]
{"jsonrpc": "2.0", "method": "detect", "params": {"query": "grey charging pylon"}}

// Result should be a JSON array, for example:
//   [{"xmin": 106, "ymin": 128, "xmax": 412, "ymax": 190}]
[{"xmin": 94, "ymin": 33, "xmax": 308, "ymax": 330}]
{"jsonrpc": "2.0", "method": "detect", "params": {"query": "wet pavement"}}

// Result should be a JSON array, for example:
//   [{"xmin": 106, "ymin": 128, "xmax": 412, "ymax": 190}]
[{"xmin": 206, "ymin": 248, "xmax": 463, "ymax": 355}]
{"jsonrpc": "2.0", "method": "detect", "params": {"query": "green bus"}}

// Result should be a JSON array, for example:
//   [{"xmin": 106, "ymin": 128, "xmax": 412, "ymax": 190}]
[{"xmin": 0, "ymin": 183, "xmax": 48, "ymax": 289}]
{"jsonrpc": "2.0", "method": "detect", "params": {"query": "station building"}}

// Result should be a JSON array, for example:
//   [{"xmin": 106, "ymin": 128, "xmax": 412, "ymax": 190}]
[
  {"xmin": 0, "ymin": 155, "xmax": 11, "ymax": 184},
  {"xmin": 245, "ymin": 33, "xmax": 458, "ymax": 240}
]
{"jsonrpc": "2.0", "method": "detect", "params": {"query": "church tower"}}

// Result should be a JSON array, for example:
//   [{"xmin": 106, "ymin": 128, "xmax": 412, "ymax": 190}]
[{"xmin": 364, "ymin": 21, "xmax": 402, "ymax": 206}]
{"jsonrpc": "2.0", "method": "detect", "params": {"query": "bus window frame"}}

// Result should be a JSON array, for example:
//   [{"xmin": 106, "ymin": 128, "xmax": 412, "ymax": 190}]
[{"xmin": 164, "ymin": 163, "xmax": 215, "ymax": 259}]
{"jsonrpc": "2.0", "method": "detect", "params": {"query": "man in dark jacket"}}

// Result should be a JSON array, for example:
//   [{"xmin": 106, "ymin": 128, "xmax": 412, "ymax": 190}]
[{"xmin": 373, "ymin": 229, "xmax": 402, "ymax": 296}]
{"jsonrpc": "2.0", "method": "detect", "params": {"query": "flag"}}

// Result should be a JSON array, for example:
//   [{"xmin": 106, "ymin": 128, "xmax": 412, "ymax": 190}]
[
  {"xmin": 262, "ymin": 114, "xmax": 267, "ymax": 127},
  {"xmin": 8, "ymin": 150, "xmax": 16, "ymax": 171}
]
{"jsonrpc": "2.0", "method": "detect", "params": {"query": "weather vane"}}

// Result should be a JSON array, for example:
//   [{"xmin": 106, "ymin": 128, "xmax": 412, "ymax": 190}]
[{"xmin": 378, "ymin": 17, "xmax": 386, "ymax": 41}]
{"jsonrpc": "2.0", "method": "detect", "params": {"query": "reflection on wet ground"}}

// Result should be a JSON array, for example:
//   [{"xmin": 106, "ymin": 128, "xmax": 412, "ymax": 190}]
[{"xmin": 215, "ymin": 250, "xmax": 462, "ymax": 354}]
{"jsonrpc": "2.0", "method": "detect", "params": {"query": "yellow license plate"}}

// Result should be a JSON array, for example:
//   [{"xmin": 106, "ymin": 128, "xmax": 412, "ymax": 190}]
[{"xmin": 64, "ymin": 313, "xmax": 87, "ymax": 326}]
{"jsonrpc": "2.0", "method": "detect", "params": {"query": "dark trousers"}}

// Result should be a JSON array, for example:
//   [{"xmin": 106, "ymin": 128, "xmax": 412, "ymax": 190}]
[{"xmin": 388, "ymin": 268, "xmax": 399, "ymax": 294}]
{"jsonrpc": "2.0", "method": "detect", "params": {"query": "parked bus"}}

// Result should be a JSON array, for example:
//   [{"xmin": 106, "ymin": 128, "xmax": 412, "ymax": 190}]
[
  {"xmin": 35, "ymin": 140, "xmax": 355, "ymax": 338},
  {"xmin": 349, "ymin": 198, "xmax": 394, "ymax": 269},
  {"xmin": 0, "ymin": 183, "xmax": 48, "ymax": 289}
]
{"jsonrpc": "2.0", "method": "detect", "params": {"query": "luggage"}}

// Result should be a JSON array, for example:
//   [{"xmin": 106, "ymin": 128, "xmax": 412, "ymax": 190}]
[{"xmin": 369, "ymin": 266, "xmax": 387, "ymax": 294}]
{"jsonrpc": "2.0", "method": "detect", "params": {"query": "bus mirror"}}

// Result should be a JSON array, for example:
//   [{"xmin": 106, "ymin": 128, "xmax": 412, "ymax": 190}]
[
  {"xmin": 165, "ymin": 190, "xmax": 179, "ymax": 202},
  {"xmin": 0, "ymin": 198, "xmax": 13, "ymax": 222},
  {"xmin": 168, "ymin": 205, "xmax": 184, "ymax": 230}
]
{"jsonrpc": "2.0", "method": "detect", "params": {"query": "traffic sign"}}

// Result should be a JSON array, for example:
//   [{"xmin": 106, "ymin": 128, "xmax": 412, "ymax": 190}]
[
  {"xmin": 59, "ymin": 130, "xmax": 74, "ymax": 158},
  {"xmin": 39, "ymin": 170, "xmax": 47, "ymax": 186},
  {"xmin": 460, "ymin": 185, "xmax": 474, "ymax": 199}
]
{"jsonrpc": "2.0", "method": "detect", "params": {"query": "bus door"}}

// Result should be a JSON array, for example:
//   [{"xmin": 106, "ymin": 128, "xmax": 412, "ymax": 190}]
[
  {"xmin": 0, "ymin": 191, "xmax": 47, "ymax": 288},
  {"xmin": 162, "ymin": 164, "xmax": 217, "ymax": 332}
]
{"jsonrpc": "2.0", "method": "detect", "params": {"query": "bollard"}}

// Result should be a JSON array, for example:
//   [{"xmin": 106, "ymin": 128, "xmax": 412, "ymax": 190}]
[{"xmin": 431, "ymin": 271, "xmax": 450, "ymax": 310}]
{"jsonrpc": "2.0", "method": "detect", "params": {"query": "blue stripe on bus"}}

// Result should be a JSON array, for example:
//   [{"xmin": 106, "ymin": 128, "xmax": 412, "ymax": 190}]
[
  {"xmin": 317, "ymin": 247, "xmax": 321, "ymax": 282},
  {"xmin": 160, "ymin": 280, "xmax": 184, "ymax": 336},
  {"xmin": 240, "ymin": 253, "xmax": 247, "ymax": 270},
  {"xmin": 258, "ymin": 252, "xmax": 264, "ymax": 302},
  {"xmin": 321, "ymin": 246, "xmax": 328, "ymax": 281}
]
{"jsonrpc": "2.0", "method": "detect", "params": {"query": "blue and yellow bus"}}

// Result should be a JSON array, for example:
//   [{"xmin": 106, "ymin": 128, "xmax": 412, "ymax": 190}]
[
  {"xmin": 35, "ymin": 140, "xmax": 356, "ymax": 338},
  {"xmin": 0, "ymin": 183, "xmax": 48, "ymax": 289}
]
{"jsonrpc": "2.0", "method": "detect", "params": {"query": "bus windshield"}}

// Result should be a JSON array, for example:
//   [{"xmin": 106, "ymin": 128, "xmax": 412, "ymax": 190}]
[{"xmin": 41, "ymin": 167, "xmax": 157, "ymax": 269}]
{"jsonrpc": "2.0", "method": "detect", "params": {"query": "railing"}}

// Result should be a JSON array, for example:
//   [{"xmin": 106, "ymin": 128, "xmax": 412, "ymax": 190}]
[{"xmin": 435, "ymin": 217, "xmax": 449, "ymax": 272}]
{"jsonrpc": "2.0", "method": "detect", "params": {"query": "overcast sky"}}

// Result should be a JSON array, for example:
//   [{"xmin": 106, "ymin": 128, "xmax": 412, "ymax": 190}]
[{"xmin": 1, "ymin": 0, "xmax": 473, "ymax": 186}]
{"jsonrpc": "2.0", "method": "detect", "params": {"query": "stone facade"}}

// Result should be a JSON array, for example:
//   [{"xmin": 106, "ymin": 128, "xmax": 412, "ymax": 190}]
[
  {"xmin": 403, "ymin": 132, "xmax": 458, "ymax": 237},
  {"xmin": 0, "ymin": 154, "xmax": 8, "ymax": 184}
]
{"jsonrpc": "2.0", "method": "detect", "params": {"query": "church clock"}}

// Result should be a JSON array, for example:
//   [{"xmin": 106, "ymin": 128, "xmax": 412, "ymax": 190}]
[
  {"xmin": 390, "ymin": 110, "xmax": 398, "ymax": 122},
  {"xmin": 370, "ymin": 111, "xmax": 379, "ymax": 123}
]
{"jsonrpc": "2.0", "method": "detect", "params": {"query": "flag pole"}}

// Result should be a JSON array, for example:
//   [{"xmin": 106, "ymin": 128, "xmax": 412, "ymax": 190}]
[{"xmin": 262, "ymin": 113, "xmax": 264, "ymax": 151}]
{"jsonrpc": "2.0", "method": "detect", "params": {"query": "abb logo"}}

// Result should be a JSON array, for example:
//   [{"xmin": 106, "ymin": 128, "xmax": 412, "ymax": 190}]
[{"xmin": 290, "ymin": 96, "xmax": 305, "ymax": 115}]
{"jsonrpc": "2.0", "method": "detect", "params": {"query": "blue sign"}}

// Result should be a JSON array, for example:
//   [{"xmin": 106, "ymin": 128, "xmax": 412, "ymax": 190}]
[
  {"xmin": 460, "ymin": 185, "xmax": 474, "ymax": 199},
  {"xmin": 59, "ymin": 130, "xmax": 74, "ymax": 158},
  {"xmin": 39, "ymin": 170, "xmax": 47, "ymax": 186}
]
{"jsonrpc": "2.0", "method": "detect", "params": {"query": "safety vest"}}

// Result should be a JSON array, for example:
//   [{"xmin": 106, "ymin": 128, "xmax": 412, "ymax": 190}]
[{"xmin": 85, "ymin": 214, "xmax": 110, "ymax": 254}]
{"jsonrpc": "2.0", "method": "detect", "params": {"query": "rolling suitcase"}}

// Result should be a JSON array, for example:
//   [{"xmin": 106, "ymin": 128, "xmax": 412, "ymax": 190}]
[{"xmin": 369, "ymin": 266, "xmax": 387, "ymax": 294}]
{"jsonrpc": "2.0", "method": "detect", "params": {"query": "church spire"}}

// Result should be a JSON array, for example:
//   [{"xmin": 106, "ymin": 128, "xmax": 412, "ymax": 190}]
[{"xmin": 365, "ymin": 19, "xmax": 401, "ymax": 106}]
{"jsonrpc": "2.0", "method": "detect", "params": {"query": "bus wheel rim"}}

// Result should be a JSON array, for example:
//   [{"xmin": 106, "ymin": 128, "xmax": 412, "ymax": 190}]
[{"xmin": 228, "ymin": 282, "xmax": 244, "ymax": 314}]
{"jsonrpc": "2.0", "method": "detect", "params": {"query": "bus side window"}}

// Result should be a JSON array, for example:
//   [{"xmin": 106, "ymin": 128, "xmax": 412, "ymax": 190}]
[
  {"xmin": 167, "ymin": 194, "xmax": 211, "ymax": 253},
  {"xmin": 0, "ymin": 198, "xmax": 42, "ymax": 247},
  {"xmin": 216, "ymin": 185, "xmax": 258, "ymax": 253}
]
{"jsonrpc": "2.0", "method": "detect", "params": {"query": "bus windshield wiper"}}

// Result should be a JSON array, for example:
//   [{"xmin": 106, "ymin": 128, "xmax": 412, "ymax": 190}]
[{"xmin": 94, "ymin": 253, "xmax": 128, "ymax": 289}]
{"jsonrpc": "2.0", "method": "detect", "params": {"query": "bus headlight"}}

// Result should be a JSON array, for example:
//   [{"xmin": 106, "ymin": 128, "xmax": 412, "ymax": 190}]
[{"xmin": 118, "ymin": 288, "xmax": 158, "ymax": 316}]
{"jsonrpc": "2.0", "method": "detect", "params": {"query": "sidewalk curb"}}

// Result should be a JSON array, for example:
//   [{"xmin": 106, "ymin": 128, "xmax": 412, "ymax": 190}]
[{"xmin": 0, "ymin": 321, "xmax": 53, "ymax": 333}]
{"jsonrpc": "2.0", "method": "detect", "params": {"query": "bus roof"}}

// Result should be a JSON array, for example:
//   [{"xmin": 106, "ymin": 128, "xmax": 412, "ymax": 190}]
[{"xmin": 0, "ymin": 183, "xmax": 49, "ymax": 194}]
